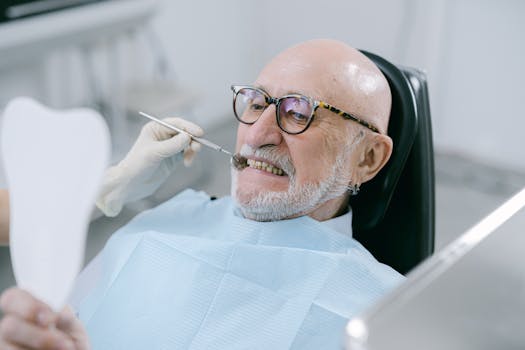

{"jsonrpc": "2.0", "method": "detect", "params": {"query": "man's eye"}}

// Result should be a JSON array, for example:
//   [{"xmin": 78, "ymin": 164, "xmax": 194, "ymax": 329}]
[
  {"xmin": 289, "ymin": 111, "xmax": 309, "ymax": 124},
  {"xmin": 249, "ymin": 103, "xmax": 266, "ymax": 111}
]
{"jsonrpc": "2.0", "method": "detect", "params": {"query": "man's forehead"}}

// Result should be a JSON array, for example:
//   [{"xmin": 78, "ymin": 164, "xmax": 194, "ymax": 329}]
[
  {"xmin": 251, "ymin": 40, "xmax": 392, "ymax": 133},
  {"xmin": 257, "ymin": 56, "xmax": 325, "ymax": 79},
  {"xmin": 254, "ymin": 62, "xmax": 331, "ymax": 101},
  {"xmin": 255, "ymin": 57, "xmax": 365, "ymax": 102}
]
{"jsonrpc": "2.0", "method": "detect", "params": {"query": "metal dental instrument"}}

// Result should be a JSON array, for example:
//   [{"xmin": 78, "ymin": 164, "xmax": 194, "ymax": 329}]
[
  {"xmin": 138, "ymin": 111, "xmax": 246, "ymax": 169},
  {"xmin": 139, "ymin": 111, "xmax": 233, "ymax": 155}
]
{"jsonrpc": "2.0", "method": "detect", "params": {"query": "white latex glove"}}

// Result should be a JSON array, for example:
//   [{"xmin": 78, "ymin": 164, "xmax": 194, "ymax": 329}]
[{"xmin": 96, "ymin": 117, "xmax": 203, "ymax": 217}]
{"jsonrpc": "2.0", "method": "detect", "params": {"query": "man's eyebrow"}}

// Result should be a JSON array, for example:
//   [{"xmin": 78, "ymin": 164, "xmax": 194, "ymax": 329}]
[{"xmin": 254, "ymin": 84, "xmax": 322, "ymax": 99}]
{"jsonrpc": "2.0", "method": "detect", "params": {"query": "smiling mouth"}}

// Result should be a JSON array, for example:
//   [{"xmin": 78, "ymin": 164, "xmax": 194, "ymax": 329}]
[{"xmin": 246, "ymin": 159, "xmax": 286, "ymax": 176}]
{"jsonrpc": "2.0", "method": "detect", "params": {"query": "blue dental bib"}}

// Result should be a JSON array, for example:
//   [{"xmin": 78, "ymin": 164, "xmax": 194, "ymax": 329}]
[{"xmin": 76, "ymin": 189, "xmax": 403, "ymax": 349}]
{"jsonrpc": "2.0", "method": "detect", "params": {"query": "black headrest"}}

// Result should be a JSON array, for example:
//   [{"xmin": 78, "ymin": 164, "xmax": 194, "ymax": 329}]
[{"xmin": 349, "ymin": 50, "xmax": 418, "ymax": 231}]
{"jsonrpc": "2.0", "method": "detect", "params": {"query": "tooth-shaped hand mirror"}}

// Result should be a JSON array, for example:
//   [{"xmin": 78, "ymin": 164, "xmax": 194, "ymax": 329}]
[{"xmin": 1, "ymin": 97, "xmax": 110, "ymax": 311}]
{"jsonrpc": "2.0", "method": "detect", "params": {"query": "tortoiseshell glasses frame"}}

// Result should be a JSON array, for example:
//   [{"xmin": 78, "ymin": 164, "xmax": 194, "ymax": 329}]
[{"xmin": 231, "ymin": 85, "xmax": 380, "ymax": 135}]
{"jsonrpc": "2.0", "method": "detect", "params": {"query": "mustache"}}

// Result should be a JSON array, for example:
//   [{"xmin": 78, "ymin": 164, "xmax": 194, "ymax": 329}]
[{"xmin": 239, "ymin": 144, "xmax": 295, "ymax": 177}]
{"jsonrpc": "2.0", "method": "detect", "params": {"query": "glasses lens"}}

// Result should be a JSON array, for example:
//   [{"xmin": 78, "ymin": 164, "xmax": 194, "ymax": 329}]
[
  {"xmin": 278, "ymin": 96, "xmax": 313, "ymax": 133},
  {"xmin": 234, "ymin": 88, "xmax": 267, "ymax": 124}
]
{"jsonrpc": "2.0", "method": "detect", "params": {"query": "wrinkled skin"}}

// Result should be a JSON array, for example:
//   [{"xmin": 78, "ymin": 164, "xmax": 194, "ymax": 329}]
[{"xmin": 232, "ymin": 39, "xmax": 393, "ymax": 222}]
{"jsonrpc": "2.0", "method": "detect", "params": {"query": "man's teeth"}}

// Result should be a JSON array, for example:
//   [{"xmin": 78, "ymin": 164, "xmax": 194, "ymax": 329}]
[{"xmin": 247, "ymin": 159, "xmax": 284, "ymax": 176}]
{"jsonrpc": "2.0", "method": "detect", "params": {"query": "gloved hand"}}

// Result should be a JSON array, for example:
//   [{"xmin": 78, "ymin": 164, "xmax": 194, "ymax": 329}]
[{"xmin": 96, "ymin": 117, "xmax": 203, "ymax": 217}]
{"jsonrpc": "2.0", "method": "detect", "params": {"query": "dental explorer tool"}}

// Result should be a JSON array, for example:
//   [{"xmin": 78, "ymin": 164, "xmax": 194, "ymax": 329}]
[{"xmin": 138, "ymin": 111, "xmax": 246, "ymax": 169}]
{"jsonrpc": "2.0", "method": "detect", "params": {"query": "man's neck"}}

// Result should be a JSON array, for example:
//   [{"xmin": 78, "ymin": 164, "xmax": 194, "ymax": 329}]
[{"xmin": 308, "ymin": 195, "xmax": 350, "ymax": 222}]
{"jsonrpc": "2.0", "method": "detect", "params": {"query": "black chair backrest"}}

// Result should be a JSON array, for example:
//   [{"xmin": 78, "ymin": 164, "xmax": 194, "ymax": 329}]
[{"xmin": 350, "ymin": 51, "xmax": 435, "ymax": 274}]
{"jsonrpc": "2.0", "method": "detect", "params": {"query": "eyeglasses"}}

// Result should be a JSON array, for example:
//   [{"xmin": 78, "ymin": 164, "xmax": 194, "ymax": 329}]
[{"xmin": 231, "ymin": 85, "xmax": 379, "ymax": 135}]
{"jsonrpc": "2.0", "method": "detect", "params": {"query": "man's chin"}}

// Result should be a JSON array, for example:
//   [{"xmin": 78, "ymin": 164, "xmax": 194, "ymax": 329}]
[
  {"xmin": 232, "ymin": 174, "xmax": 288, "ymax": 206},
  {"xmin": 234, "ymin": 188, "xmax": 280, "ymax": 206},
  {"xmin": 231, "ymin": 171, "xmax": 312, "ymax": 221},
  {"xmin": 232, "ymin": 189, "xmax": 305, "ymax": 222},
  {"xmin": 237, "ymin": 204, "xmax": 294, "ymax": 222}
]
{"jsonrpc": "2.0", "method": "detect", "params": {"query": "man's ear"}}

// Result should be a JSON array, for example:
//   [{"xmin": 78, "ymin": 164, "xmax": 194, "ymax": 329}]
[{"xmin": 357, "ymin": 133, "xmax": 393, "ymax": 184}]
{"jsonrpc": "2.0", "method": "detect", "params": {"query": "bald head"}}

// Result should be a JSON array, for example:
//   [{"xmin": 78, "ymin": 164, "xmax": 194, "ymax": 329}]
[{"xmin": 256, "ymin": 39, "xmax": 392, "ymax": 134}]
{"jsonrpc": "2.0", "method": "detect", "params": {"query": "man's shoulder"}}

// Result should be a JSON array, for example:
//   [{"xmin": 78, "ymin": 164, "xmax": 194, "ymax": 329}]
[{"xmin": 345, "ymin": 239, "xmax": 405, "ymax": 285}]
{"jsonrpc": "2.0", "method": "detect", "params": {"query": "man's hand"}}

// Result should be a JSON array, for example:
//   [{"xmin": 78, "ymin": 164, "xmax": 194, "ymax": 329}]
[
  {"xmin": 0, "ymin": 287, "xmax": 89, "ymax": 350},
  {"xmin": 96, "ymin": 117, "xmax": 203, "ymax": 217}
]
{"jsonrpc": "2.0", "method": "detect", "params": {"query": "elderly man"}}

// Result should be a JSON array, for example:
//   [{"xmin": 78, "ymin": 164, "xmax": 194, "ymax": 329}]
[{"xmin": 0, "ymin": 39, "xmax": 402, "ymax": 349}]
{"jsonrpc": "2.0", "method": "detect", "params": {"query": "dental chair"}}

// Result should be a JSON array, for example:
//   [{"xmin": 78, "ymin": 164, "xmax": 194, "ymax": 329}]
[{"xmin": 350, "ymin": 51, "xmax": 435, "ymax": 275}]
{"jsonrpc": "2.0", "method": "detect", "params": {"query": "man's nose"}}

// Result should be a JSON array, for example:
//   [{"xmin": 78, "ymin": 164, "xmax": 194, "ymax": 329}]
[{"xmin": 243, "ymin": 105, "xmax": 283, "ymax": 148}]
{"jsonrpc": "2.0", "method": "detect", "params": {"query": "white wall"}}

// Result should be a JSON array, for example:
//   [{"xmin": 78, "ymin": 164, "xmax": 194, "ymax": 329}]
[
  {"xmin": 431, "ymin": 0, "xmax": 525, "ymax": 171},
  {"xmin": 0, "ymin": 0, "xmax": 524, "ymax": 175},
  {"xmin": 148, "ymin": 0, "xmax": 265, "ymax": 126}
]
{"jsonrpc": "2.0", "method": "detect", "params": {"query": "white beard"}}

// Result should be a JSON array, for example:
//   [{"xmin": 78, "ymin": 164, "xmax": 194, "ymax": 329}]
[{"xmin": 231, "ymin": 138, "xmax": 360, "ymax": 221}]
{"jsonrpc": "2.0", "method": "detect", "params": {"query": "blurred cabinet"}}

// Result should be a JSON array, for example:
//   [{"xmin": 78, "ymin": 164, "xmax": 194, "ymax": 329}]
[
  {"xmin": 0, "ymin": 0, "xmax": 157, "ymax": 164},
  {"xmin": 0, "ymin": 0, "xmax": 156, "ymax": 66}
]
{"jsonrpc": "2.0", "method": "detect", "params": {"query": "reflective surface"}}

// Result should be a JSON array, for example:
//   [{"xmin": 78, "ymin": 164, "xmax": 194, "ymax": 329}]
[{"xmin": 346, "ymin": 189, "xmax": 525, "ymax": 350}]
